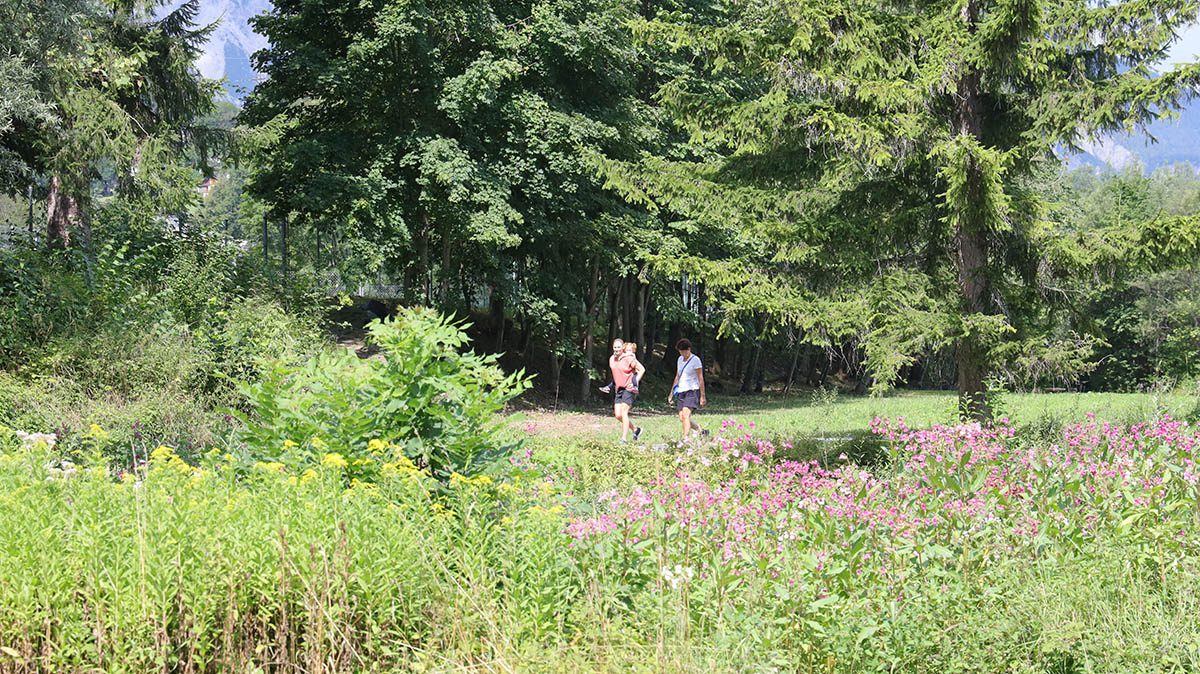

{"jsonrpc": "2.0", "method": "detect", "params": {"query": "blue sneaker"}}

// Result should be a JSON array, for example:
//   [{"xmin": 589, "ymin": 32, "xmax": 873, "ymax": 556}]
[{"xmin": 633, "ymin": 427, "xmax": 643, "ymax": 442}]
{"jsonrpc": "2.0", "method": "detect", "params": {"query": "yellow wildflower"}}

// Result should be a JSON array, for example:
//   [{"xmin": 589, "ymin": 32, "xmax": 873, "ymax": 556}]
[
  {"xmin": 300, "ymin": 469, "xmax": 319, "ymax": 483},
  {"xmin": 283, "ymin": 439, "xmax": 299, "ymax": 449},
  {"xmin": 85, "ymin": 423, "xmax": 111, "ymax": 442},
  {"xmin": 311, "ymin": 436, "xmax": 328, "ymax": 451},
  {"xmin": 286, "ymin": 475, "xmax": 299, "ymax": 486},
  {"xmin": 321, "ymin": 453, "xmax": 348, "ymax": 469},
  {"xmin": 367, "ymin": 438, "xmax": 388, "ymax": 454}
]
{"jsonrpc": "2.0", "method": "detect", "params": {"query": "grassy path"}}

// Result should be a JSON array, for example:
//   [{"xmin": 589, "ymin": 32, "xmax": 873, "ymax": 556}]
[{"xmin": 509, "ymin": 389, "xmax": 1199, "ymax": 445}]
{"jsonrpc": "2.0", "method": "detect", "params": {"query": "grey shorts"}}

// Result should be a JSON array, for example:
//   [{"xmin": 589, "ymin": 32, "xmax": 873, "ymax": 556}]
[
  {"xmin": 615, "ymin": 388, "xmax": 637, "ymax": 406},
  {"xmin": 676, "ymin": 389, "xmax": 700, "ymax": 410}
]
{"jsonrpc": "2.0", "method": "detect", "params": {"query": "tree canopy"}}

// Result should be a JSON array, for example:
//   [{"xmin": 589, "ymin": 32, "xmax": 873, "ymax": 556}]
[
  {"xmin": 600, "ymin": 0, "xmax": 1200, "ymax": 417},
  {"xmin": 5, "ymin": 0, "xmax": 1200, "ymax": 415}
]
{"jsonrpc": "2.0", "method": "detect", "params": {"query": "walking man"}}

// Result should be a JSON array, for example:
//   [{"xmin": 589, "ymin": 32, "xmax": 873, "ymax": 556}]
[
  {"xmin": 667, "ymin": 338, "xmax": 707, "ymax": 443},
  {"xmin": 608, "ymin": 338, "xmax": 644, "ymax": 444}
]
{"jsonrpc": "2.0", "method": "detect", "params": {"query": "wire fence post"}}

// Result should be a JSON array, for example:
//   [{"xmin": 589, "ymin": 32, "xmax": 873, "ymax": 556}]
[
  {"xmin": 280, "ymin": 213, "xmax": 288, "ymax": 283},
  {"xmin": 262, "ymin": 211, "xmax": 269, "ymax": 268}
]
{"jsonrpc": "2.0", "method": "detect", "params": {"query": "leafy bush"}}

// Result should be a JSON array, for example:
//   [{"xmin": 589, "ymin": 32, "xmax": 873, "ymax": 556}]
[
  {"xmin": 234, "ymin": 307, "xmax": 531, "ymax": 481},
  {"xmin": 0, "ymin": 370, "xmax": 228, "ymax": 465},
  {"xmin": 0, "ymin": 218, "xmax": 326, "ymax": 459}
]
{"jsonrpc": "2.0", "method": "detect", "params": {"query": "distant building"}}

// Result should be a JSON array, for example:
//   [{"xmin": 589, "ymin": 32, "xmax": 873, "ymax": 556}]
[{"xmin": 198, "ymin": 177, "xmax": 218, "ymax": 197}]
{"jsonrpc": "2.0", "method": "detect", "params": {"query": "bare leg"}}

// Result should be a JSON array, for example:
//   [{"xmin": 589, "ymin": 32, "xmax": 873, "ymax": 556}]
[
  {"xmin": 615, "ymin": 403, "xmax": 632, "ymax": 441},
  {"xmin": 679, "ymin": 407, "xmax": 692, "ymax": 442}
]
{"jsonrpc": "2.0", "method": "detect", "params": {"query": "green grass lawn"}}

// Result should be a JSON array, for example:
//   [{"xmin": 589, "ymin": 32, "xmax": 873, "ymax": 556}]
[{"xmin": 512, "ymin": 388, "xmax": 1200, "ymax": 446}]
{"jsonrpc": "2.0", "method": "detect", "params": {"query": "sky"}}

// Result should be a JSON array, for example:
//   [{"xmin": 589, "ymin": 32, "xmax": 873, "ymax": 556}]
[{"xmin": 1166, "ymin": 24, "xmax": 1200, "ymax": 67}]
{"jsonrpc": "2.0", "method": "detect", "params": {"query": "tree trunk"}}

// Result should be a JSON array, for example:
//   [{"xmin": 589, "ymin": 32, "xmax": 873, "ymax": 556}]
[
  {"xmin": 754, "ymin": 349, "xmax": 766, "ymax": 393},
  {"xmin": 46, "ymin": 175, "xmax": 82, "ymax": 248},
  {"xmin": 784, "ymin": 338, "xmax": 802, "ymax": 395},
  {"xmin": 491, "ymin": 289, "xmax": 506, "ymax": 352},
  {"xmin": 740, "ymin": 315, "xmax": 764, "ymax": 393},
  {"xmin": 648, "ymin": 307, "xmax": 660, "ymax": 356},
  {"xmin": 461, "ymin": 267, "xmax": 472, "ymax": 315},
  {"xmin": 855, "ymin": 369, "xmax": 873, "ymax": 395},
  {"xmin": 418, "ymin": 225, "xmax": 430, "ymax": 305},
  {"xmin": 661, "ymin": 322, "xmax": 682, "ymax": 372},
  {"xmin": 519, "ymin": 317, "xmax": 532, "ymax": 359},
  {"xmin": 628, "ymin": 271, "xmax": 638, "ymax": 338},
  {"xmin": 815, "ymin": 349, "xmax": 832, "ymax": 389},
  {"xmin": 741, "ymin": 333, "xmax": 762, "ymax": 394},
  {"xmin": 805, "ymin": 345, "xmax": 820, "ymax": 386},
  {"xmin": 606, "ymin": 284, "xmax": 618, "ymax": 347},
  {"xmin": 549, "ymin": 319, "xmax": 567, "ymax": 409},
  {"xmin": 953, "ymin": 0, "xmax": 992, "ymax": 421},
  {"xmin": 580, "ymin": 259, "xmax": 601, "ymax": 402},
  {"xmin": 439, "ymin": 233, "xmax": 451, "ymax": 308},
  {"xmin": 635, "ymin": 269, "xmax": 647, "ymax": 353}
]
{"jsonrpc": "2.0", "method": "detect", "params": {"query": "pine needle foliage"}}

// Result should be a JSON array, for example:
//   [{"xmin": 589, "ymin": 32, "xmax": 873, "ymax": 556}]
[{"xmin": 605, "ymin": 0, "xmax": 1200, "ymax": 418}]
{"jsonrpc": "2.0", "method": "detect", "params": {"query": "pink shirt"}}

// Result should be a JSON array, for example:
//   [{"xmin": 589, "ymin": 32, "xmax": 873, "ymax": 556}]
[{"xmin": 609, "ymin": 352, "xmax": 638, "ymax": 390}]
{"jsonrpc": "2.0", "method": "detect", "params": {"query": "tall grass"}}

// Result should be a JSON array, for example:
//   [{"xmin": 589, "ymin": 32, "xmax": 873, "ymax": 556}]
[{"xmin": 1, "ymin": 414, "xmax": 1199, "ymax": 672}]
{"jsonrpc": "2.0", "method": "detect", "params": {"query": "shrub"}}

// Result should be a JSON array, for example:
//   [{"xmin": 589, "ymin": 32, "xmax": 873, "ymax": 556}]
[{"xmin": 233, "ymin": 307, "xmax": 531, "ymax": 481}]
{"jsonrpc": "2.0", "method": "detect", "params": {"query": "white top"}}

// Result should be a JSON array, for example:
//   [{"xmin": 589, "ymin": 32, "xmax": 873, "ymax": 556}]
[{"xmin": 676, "ymin": 354, "xmax": 703, "ymax": 392}]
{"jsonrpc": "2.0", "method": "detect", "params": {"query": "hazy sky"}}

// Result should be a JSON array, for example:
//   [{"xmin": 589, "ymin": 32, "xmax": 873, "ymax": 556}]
[{"xmin": 1166, "ymin": 24, "xmax": 1200, "ymax": 67}]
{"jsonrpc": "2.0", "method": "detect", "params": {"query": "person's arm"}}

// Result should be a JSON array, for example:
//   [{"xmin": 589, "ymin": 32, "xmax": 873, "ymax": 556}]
[
  {"xmin": 635, "ymin": 359, "xmax": 647, "ymax": 385},
  {"xmin": 668, "ymin": 366, "xmax": 680, "ymax": 402},
  {"xmin": 695, "ymin": 367, "xmax": 706, "ymax": 406}
]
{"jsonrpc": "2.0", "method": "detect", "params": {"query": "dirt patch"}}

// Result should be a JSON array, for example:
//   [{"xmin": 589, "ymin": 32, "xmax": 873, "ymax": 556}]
[
  {"xmin": 335, "ymin": 333, "xmax": 383, "ymax": 361},
  {"xmin": 507, "ymin": 404, "xmax": 674, "ymax": 438}
]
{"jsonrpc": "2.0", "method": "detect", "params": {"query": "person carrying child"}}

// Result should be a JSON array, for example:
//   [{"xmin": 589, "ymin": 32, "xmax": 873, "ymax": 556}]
[
  {"xmin": 600, "ymin": 341, "xmax": 640, "ymax": 394},
  {"xmin": 605, "ymin": 339, "xmax": 644, "ymax": 444}
]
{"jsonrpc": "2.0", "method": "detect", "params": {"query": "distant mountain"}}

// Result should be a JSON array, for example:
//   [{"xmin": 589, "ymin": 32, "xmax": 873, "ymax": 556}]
[
  {"xmin": 170, "ymin": 0, "xmax": 271, "ymax": 102},
  {"xmin": 1072, "ymin": 99, "xmax": 1200, "ymax": 171}
]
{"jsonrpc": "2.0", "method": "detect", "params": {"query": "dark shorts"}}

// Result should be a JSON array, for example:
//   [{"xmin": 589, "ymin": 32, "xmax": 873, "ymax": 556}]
[
  {"xmin": 676, "ymin": 389, "xmax": 700, "ymax": 410},
  {"xmin": 615, "ymin": 388, "xmax": 637, "ymax": 406}
]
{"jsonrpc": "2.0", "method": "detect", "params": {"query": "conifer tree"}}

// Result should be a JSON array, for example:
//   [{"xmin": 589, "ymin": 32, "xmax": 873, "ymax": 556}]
[
  {"xmin": 606, "ymin": 0, "xmax": 1200, "ymax": 418},
  {"xmin": 0, "ymin": 0, "xmax": 223, "ymax": 247}
]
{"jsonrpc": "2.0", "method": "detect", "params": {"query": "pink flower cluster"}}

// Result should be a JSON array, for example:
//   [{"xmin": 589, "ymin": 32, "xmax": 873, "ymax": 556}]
[{"xmin": 565, "ymin": 416, "xmax": 1200, "ymax": 574}]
